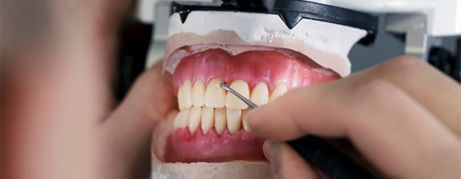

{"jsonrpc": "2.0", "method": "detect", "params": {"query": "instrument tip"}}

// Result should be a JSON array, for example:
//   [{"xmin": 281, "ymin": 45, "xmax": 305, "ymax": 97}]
[{"xmin": 220, "ymin": 82, "xmax": 228, "ymax": 89}]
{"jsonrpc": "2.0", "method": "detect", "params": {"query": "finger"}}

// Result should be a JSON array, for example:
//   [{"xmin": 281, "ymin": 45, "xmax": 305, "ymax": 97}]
[
  {"xmin": 264, "ymin": 141, "xmax": 319, "ymax": 179},
  {"xmin": 52, "ymin": 0, "xmax": 133, "ymax": 31},
  {"xmin": 356, "ymin": 56, "xmax": 461, "ymax": 136},
  {"xmin": 1, "ymin": 52, "xmax": 102, "ymax": 179},
  {"xmin": 99, "ymin": 61, "xmax": 176, "ymax": 179},
  {"xmin": 247, "ymin": 79, "xmax": 461, "ymax": 178},
  {"xmin": 107, "ymin": 61, "xmax": 176, "ymax": 123},
  {"xmin": 246, "ymin": 84, "xmax": 347, "ymax": 140},
  {"xmin": 51, "ymin": 0, "xmax": 134, "ymax": 52},
  {"xmin": 152, "ymin": 111, "xmax": 177, "ymax": 161},
  {"xmin": 48, "ymin": 0, "xmax": 137, "ymax": 120}
]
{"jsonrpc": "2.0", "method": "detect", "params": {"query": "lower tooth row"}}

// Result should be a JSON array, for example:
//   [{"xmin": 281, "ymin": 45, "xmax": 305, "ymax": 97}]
[{"xmin": 174, "ymin": 106, "xmax": 249, "ymax": 135}]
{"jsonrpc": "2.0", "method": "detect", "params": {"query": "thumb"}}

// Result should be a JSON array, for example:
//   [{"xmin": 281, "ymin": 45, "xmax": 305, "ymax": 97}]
[
  {"xmin": 98, "ymin": 61, "xmax": 176, "ymax": 179},
  {"xmin": 244, "ymin": 85, "xmax": 347, "ymax": 141}
]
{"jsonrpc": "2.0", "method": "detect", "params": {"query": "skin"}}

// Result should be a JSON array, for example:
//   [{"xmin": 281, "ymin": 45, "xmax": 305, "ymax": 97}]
[
  {"xmin": 2, "ymin": 0, "xmax": 176, "ymax": 179},
  {"xmin": 246, "ymin": 56, "xmax": 461, "ymax": 179}
]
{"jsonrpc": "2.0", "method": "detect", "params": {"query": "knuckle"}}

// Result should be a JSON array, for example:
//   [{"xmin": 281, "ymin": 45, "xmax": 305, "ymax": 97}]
[
  {"xmin": 134, "ymin": 68, "xmax": 165, "ymax": 89},
  {"xmin": 350, "ymin": 79, "xmax": 397, "ymax": 107},
  {"xmin": 377, "ymin": 56, "xmax": 425, "ymax": 73},
  {"xmin": 389, "ymin": 56, "xmax": 424, "ymax": 68},
  {"xmin": 343, "ymin": 79, "xmax": 401, "ymax": 127}
]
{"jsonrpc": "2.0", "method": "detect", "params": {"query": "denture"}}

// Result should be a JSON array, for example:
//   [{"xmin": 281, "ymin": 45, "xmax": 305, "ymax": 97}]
[
  {"xmin": 163, "ymin": 48, "xmax": 339, "ymax": 163},
  {"xmin": 151, "ymin": 1, "xmax": 372, "ymax": 178}
]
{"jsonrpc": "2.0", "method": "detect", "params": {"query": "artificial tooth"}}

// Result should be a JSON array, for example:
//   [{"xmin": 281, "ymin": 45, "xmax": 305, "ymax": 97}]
[
  {"xmin": 174, "ymin": 109, "xmax": 190, "ymax": 128},
  {"xmin": 226, "ymin": 108, "xmax": 242, "ymax": 134},
  {"xmin": 204, "ymin": 79, "xmax": 226, "ymax": 108},
  {"xmin": 201, "ymin": 107, "xmax": 214, "ymax": 134},
  {"xmin": 178, "ymin": 80, "xmax": 192, "ymax": 110},
  {"xmin": 241, "ymin": 110, "xmax": 251, "ymax": 132},
  {"xmin": 188, "ymin": 106, "xmax": 201, "ymax": 134},
  {"xmin": 250, "ymin": 82, "xmax": 269, "ymax": 106},
  {"xmin": 177, "ymin": 86, "xmax": 184, "ymax": 109},
  {"xmin": 269, "ymin": 83, "xmax": 288, "ymax": 101},
  {"xmin": 192, "ymin": 80, "xmax": 205, "ymax": 106},
  {"xmin": 214, "ymin": 108, "xmax": 226, "ymax": 135},
  {"xmin": 226, "ymin": 80, "xmax": 250, "ymax": 109}
]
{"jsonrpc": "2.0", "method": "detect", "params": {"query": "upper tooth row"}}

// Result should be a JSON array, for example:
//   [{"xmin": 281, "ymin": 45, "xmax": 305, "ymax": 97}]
[{"xmin": 178, "ymin": 79, "xmax": 288, "ymax": 110}]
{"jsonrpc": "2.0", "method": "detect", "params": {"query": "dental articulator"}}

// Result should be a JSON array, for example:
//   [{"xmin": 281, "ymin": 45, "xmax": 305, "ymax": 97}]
[{"xmin": 147, "ymin": 0, "xmax": 461, "ymax": 178}]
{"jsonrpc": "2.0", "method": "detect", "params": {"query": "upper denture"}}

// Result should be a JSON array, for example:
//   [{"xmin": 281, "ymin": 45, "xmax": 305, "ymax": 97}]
[{"xmin": 172, "ymin": 49, "xmax": 338, "ymax": 93}]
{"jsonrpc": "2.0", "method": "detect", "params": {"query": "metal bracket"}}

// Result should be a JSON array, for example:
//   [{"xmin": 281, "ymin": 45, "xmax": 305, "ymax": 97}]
[{"xmin": 385, "ymin": 13, "xmax": 442, "ymax": 61}]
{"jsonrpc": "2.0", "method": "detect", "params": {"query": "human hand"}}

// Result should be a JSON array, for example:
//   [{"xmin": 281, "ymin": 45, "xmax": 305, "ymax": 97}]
[
  {"xmin": 2, "ymin": 59, "xmax": 176, "ymax": 179},
  {"xmin": 1, "ymin": 1, "xmax": 178, "ymax": 179},
  {"xmin": 97, "ymin": 62, "xmax": 176, "ymax": 179},
  {"xmin": 245, "ymin": 56, "xmax": 461, "ymax": 179}
]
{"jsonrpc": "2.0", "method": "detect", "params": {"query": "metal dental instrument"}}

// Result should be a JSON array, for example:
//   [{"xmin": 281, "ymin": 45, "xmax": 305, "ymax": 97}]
[
  {"xmin": 220, "ymin": 82, "xmax": 258, "ymax": 109},
  {"xmin": 219, "ymin": 82, "xmax": 379, "ymax": 179}
]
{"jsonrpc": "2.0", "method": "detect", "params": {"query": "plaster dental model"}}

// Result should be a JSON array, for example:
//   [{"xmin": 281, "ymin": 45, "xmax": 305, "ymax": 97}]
[{"xmin": 151, "ymin": 1, "xmax": 376, "ymax": 178}]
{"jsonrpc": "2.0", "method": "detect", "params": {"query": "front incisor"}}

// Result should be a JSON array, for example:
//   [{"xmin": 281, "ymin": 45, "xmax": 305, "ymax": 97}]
[
  {"xmin": 250, "ymin": 82, "xmax": 269, "ymax": 106},
  {"xmin": 201, "ymin": 107, "xmax": 214, "ymax": 134},
  {"xmin": 192, "ymin": 80, "xmax": 205, "ymax": 106},
  {"xmin": 188, "ymin": 106, "xmax": 201, "ymax": 134},
  {"xmin": 226, "ymin": 80, "xmax": 250, "ymax": 109},
  {"xmin": 269, "ymin": 83, "xmax": 288, "ymax": 101},
  {"xmin": 205, "ymin": 79, "xmax": 226, "ymax": 108},
  {"xmin": 178, "ymin": 80, "xmax": 192, "ymax": 110},
  {"xmin": 226, "ymin": 108, "xmax": 242, "ymax": 134},
  {"xmin": 214, "ymin": 108, "xmax": 227, "ymax": 135}
]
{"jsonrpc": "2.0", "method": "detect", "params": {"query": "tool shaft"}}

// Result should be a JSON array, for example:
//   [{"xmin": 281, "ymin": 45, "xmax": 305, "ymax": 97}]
[{"xmin": 220, "ymin": 83, "xmax": 258, "ymax": 109}]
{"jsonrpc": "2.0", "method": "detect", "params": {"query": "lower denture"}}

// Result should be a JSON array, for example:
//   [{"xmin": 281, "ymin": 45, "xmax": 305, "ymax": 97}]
[
  {"xmin": 166, "ymin": 48, "xmax": 340, "ymax": 163},
  {"xmin": 166, "ymin": 127, "xmax": 265, "ymax": 163}
]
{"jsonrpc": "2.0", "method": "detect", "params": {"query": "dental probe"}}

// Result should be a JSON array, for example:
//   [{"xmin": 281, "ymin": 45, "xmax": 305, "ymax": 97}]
[
  {"xmin": 220, "ymin": 83, "xmax": 258, "ymax": 109},
  {"xmin": 220, "ymin": 82, "xmax": 379, "ymax": 179}
]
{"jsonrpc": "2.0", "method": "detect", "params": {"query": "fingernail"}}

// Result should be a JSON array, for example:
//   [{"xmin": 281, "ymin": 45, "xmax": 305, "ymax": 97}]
[
  {"xmin": 242, "ymin": 114, "xmax": 251, "ymax": 132},
  {"xmin": 262, "ymin": 140, "xmax": 272, "ymax": 160},
  {"xmin": 270, "ymin": 142, "xmax": 282, "ymax": 178},
  {"xmin": 242, "ymin": 107, "xmax": 262, "ymax": 132}
]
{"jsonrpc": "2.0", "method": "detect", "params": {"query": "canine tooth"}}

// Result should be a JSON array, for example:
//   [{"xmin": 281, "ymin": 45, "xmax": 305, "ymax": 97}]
[
  {"xmin": 226, "ymin": 108, "xmax": 242, "ymax": 134},
  {"xmin": 214, "ymin": 108, "xmax": 226, "ymax": 135},
  {"xmin": 178, "ymin": 80, "xmax": 192, "ymax": 110},
  {"xmin": 201, "ymin": 107, "xmax": 214, "ymax": 134},
  {"xmin": 204, "ymin": 79, "xmax": 226, "ymax": 108},
  {"xmin": 188, "ymin": 106, "xmax": 201, "ymax": 134},
  {"xmin": 251, "ymin": 82, "xmax": 269, "ymax": 106},
  {"xmin": 192, "ymin": 80, "xmax": 205, "ymax": 106},
  {"xmin": 270, "ymin": 83, "xmax": 288, "ymax": 101},
  {"xmin": 226, "ymin": 80, "xmax": 250, "ymax": 109},
  {"xmin": 174, "ymin": 109, "xmax": 190, "ymax": 128}
]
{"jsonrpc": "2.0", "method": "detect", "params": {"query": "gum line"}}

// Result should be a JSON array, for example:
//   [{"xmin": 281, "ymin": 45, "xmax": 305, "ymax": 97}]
[
  {"xmin": 172, "ymin": 49, "xmax": 339, "ymax": 94},
  {"xmin": 165, "ymin": 127, "xmax": 265, "ymax": 163}
]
